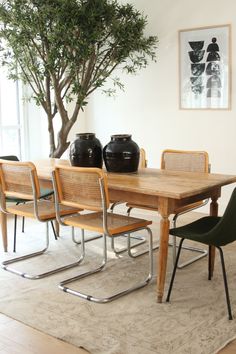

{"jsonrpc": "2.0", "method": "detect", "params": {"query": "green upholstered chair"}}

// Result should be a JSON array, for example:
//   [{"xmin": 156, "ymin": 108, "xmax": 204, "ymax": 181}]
[
  {"xmin": 166, "ymin": 187, "xmax": 236, "ymax": 320},
  {"xmin": 0, "ymin": 155, "xmax": 55, "ymax": 252}
]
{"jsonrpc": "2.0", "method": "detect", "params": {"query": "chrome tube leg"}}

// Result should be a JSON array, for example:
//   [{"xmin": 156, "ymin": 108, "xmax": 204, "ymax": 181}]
[
  {"xmin": 109, "ymin": 206, "xmax": 147, "ymax": 256},
  {"xmin": 147, "ymin": 227, "xmax": 154, "ymax": 278},
  {"xmin": 127, "ymin": 230, "xmax": 159, "ymax": 258},
  {"xmin": 72, "ymin": 226, "xmax": 76, "ymax": 243},
  {"xmin": 13, "ymin": 214, "xmax": 17, "ymax": 253},
  {"xmin": 72, "ymin": 226, "xmax": 102, "ymax": 245},
  {"xmin": 59, "ymin": 227, "xmax": 154, "ymax": 303},
  {"xmin": 22, "ymin": 216, "xmax": 25, "ymax": 233},
  {"xmin": 110, "ymin": 234, "xmax": 147, "ymax": 256},
  {"xmin": 166, "ymin": 238, "xmax": 184, "ymax": 302},
  {"xmin": 1, "ymin": 221, "xmax": 85, "ymax": 279},
  {"xmin": 46, "ymin": 221, "xmax": 49, "ymax": 238},
  {"xmin": 217, "ymin": 246, "xmax": 233, "ymax": 320},
  {"xmin": 59, "ymin": 232, "xmax": 107, "ymax": 298},
  {"xmin": 80, "ymin": 229, "xmax": 85, "ymax": 257}
]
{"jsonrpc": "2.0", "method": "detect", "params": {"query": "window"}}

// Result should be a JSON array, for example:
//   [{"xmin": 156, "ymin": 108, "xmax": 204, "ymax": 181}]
[{"xmin": 0, "ymin": 68, "xmax": 23, "ymax": 158}]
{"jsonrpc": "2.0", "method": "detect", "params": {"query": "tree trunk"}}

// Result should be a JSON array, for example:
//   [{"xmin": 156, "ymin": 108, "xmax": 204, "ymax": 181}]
[
  {"xmin": 50, "ymin": 141, "xmax": 70, "ymax": 158},
  {"xmin": 48, "ymin": 102, "xmax": 81, "ymax": 158},
  {"xmin": 49, "ymin": 118, "xmax": 75, "ymax": 158}
]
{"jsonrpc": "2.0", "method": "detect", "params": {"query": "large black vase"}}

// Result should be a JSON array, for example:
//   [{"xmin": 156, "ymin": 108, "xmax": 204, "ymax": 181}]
[
  {"xmin": 69, "ymin": 133, "xmax": 103, "ymax": 168},
  {"xmin": 103, "ymin": 134, "xmax": 140, "ymax": 173}
]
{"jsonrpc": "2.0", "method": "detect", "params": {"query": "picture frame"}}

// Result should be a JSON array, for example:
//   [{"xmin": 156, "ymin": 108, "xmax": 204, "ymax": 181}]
[{"xmin": 179, "ymin": 24, "xmax": 231, "ymax": 110}]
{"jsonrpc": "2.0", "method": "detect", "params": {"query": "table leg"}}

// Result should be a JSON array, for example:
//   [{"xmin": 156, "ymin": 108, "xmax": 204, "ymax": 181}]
[
  {"xmin": 209, "ymin": 195, "xmax": 219, "ymax": 278},
  {"xmin": 0, "ymin": 210, "xmax": 7, "ymax": 252},
  {"xmin": 157, "ymin": 214, "xmax": 170, "ymax": 303}
]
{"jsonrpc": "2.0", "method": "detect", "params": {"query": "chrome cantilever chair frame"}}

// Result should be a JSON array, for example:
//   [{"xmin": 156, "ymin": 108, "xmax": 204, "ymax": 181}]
[
  {"xmin": 170, "ymin": 199, "xmax": 209, "ymax": 268},
  {"xmin": 109, "ymin": 148, "xmax": 154, "ymax": 257},
  {"xmin": 71, "ymin": 226, "xmax": 103, "ymax": 246},
  {"xmin": 52, "ymin": 166, "xmax": 154, "ymax": 303},
  {"xmin": 162, "ymin": 150, "xmax": 210, "ymax": 268},
  {"xmin": 0, "ymin": 160, "xmax": 81, "ymax": 279},
  {"xmin": 127, "ymin": 149, "xmax": 210, "ymax": 267}
]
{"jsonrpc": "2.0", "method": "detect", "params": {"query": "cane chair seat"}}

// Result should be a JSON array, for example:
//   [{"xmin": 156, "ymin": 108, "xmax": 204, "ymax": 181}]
[
  {"xmin": 7, "ymin": 200, "xmax": 78, "ymax": 220},
  {"xmin": 52, "ymin": 165, "xmax": 154, "ymax": 303},
  {"xmin": 63, "ymin": 212, "xmax": 152, "ymax": 235}
]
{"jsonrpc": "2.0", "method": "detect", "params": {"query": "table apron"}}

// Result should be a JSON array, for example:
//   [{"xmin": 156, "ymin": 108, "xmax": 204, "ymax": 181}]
[{"xmin": 109, "ymin": 186, "xmax": 221, "ymax": 216}]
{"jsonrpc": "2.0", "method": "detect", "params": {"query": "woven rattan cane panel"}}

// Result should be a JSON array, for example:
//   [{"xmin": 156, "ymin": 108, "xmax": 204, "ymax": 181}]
[
  {"xmin": 1, "ymin": 163, "xmax": 36, "ymax": 199},
  {"xmin": 57, "ymin": 168, "xmax": 104, "ymax": 211},
  {"xmin": 162, "ymin": 151, "xmax": 208, "ymax": 173}
]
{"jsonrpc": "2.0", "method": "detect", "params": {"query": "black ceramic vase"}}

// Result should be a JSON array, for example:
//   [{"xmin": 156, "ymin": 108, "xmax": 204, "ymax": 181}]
[
  {"xmin": 69, "ymin": 133, "xmax": 103, "ymax": 168},
  {"xmin": 103, "ymin": 134, "xmax": 140, "ymax": 173}
]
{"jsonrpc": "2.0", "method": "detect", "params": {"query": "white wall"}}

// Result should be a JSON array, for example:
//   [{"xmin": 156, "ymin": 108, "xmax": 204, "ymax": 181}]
[
  {"xmin": 84, "ymin": 0, "xmax": 236, "ymax": 213},
  {"xmin": 24, "ymin": 99, "xmax": 86, "ymax": 160}
]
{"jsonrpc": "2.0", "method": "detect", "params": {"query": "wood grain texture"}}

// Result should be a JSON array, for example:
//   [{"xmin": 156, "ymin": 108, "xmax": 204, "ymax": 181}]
[
  {"xmin": 0, "ymin": 314, "xmax": 89, "ymax": 354},
  {"xmin": 63, "ymin": 211, "xmax": 152, "ymax": 235},
  {"xmin": 34, "ymin": 159, "xmax": 236, "ymax": 200}
]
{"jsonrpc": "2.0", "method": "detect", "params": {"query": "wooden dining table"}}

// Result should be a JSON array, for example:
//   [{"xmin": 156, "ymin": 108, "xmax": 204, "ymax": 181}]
[{"xmin": 1, "ymin": 158, "xmax": 236, "ymax": 303}]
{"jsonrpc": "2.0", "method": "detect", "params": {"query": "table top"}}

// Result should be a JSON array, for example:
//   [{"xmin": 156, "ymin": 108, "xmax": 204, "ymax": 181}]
[{"xmin": 34, "ymin": 158, "xmax": 236, "ymax": 200}]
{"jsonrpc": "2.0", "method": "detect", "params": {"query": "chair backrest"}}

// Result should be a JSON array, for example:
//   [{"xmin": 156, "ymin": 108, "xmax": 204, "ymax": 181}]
[
  {"xmin": 139, "ymin": 148, "xmax": 147, "ymax": 168},
  {"xmin": 0, "ymin": 155, "xmax": 19, "ymax": 161},
  {"xmin": 52, "ymin": 166, "xmax": 110, "ymax": 212},
  {"xmin": 205, "ymin": 187, "xmax": 236, "ymax": 246},
  {"xmin": 0, "ymin": 160, "xmax": 40, "ymax": 201},
  {"xmin": 161, "ymin": 149, "xmax": 209, "ymax": 173}
]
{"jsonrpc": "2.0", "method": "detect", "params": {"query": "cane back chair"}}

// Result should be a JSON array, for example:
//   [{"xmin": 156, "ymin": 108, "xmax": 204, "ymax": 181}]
[
  {"xmin": 0, "ymin": 155, "xmax": 56, "ymax": 252},
  {"xmin": 110, "ymin": 148, "xmax": 149, "ymax": 256},
  {"xmin": 0, "ymin": 160, "xmax": 81, "ymax": 279},
  {"xmin": 166, "ymin": 187, "xmax": 236, "ymax": 320},
  {"xmin": 126, "ymin": 149, "xmax": 210, "ymax": 267},
  {"xmin": 52, "ymin": 165, "xmax": 153, "ymax": 303}
]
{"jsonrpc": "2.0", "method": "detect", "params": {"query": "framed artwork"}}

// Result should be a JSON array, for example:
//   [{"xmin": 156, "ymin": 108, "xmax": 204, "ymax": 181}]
[{"xmin": 179, "ymin": 24, "xmax": 231, "ymax": 110}]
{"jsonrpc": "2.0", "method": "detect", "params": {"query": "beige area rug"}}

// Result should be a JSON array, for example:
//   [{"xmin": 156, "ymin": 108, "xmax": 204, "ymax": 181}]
[{"xmin": 0, "ymin": 211, "xmax": 236, "ymax": 354}]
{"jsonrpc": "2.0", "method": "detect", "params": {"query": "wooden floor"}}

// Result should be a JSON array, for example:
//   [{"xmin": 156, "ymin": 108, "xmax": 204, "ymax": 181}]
[
  {"xmin": 0, "ymin": 312, "xmax": 235, "ymax": 354},
  {"xmin": 219, "ymin": 339, "xmax": 236, "ymax": 354},
  {"xmin": 0, "ymin": 313, "xmax": 89, "ymax": 354}
]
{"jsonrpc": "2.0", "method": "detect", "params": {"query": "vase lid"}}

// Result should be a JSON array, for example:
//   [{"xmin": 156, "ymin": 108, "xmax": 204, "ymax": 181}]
[
  {"xmin": 111, "ymin": 134, "xmax": 131, "ymax": 141},
  {"xmin": 76, "ymin": 133, "xmax": 95, "ymax": 140}
]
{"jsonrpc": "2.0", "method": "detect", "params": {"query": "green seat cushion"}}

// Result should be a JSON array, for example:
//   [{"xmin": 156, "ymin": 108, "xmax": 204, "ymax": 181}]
[
  {"xmin": 6, "ymin": 188, "xmax": 54, "ymax": 204},
  {"xmin": 170, "ymin": 216, "xmax": 221, "ymax": 246}
]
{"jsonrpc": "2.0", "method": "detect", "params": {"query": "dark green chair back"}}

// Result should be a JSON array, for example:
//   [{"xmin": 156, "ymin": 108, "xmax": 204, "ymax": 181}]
[
  {"xmin": 207, "ymin": 187, "xmax": 236, "ymax": 246},
  {"xmin": 170, "ymin": 187, "xmax": 236, "ymax": 247},
  {"xmin": 0, "ymin": 155, "xmax": 19, "ymax": 161}
]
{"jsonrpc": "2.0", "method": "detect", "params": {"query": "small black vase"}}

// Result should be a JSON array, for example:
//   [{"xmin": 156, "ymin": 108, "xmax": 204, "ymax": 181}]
[
  {"xmin": 69, "ymin": 133, "xmax": 103, "ymax": 168},
  {"xmin": 103, "ymin": 134, "xmax": 140, "ymax": 173}
]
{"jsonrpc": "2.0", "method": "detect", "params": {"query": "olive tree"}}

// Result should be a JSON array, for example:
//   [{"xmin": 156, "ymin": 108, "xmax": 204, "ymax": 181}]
[{"xmin": 0, "ymin": 0, "xmax": 157, "ymax": 157}]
